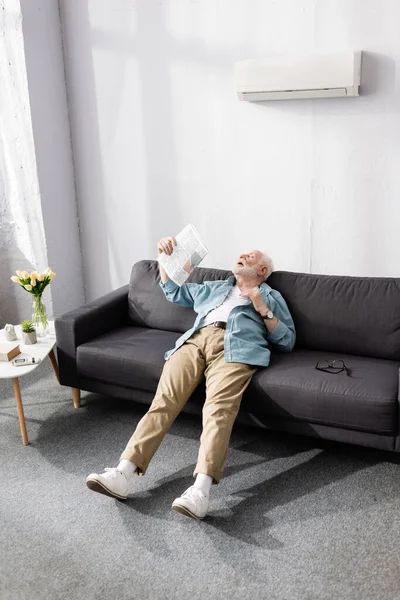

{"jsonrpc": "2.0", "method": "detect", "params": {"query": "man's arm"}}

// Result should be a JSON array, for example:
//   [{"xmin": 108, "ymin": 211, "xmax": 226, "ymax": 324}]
[
  {"xmin": 246, "ymin": 288, "xmax": 296, "ymax": 352},
  {"xmin": 263, "ymin": 292, "xmax": 296, "ymax": 352},
  {"xmin": 157, "ymin": 236, "xmax": 175, "ymax": 284}
]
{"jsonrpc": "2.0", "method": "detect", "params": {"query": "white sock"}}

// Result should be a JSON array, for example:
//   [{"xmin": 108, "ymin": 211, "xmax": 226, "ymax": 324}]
[
  {"xmin": 117, "ymin": 459, "xmax": 137, "ymax": 482},
  {"xmin": 194, "ymin": 473, "xmax": 213, "ymax": 495}
]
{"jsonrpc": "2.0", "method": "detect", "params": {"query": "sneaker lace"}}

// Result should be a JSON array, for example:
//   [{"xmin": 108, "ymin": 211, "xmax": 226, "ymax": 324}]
[
  {"xmin": 104, "ymin": 467, "xmax": 122, "ymax": 479},
  {"xmin": 182, "ymin": 485, "xmax": 207, "ymax": 500}
]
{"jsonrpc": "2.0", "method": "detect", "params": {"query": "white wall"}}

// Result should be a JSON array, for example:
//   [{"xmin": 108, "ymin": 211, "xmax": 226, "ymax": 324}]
[{"xmin": 59, "ymin": 0, "xmax": 400, "ymax": 301}]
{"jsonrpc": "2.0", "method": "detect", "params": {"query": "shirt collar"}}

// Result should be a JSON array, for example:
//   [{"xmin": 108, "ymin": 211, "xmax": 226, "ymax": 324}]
[
  {"xmin": 260, "ymin": 281, "xmax": 272, "ymax": 293},
  {"xmin": 227, "ymin": 275, "xmax": 272, "ymax": 294}
]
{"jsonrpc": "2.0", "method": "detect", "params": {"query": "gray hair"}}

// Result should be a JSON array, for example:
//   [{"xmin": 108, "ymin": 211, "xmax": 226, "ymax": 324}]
[{"xmin": 259, "ymin": 252, "xmax": 274, "ymax": 281}]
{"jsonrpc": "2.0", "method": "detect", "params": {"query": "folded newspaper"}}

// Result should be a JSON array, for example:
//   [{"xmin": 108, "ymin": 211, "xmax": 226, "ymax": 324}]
[{"xmin": 157, "ymin": 224, "xmax": 208, "ymax": 286}]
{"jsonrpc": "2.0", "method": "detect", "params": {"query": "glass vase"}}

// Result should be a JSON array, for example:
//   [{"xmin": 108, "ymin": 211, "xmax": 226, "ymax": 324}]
[{"xmin": 32, "ymin": 294, "xmax": 49, "ymax": 337}]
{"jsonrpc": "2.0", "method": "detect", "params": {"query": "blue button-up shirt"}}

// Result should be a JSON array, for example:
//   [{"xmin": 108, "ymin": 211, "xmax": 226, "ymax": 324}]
[{"xmin": 160, "ymin": 276, "xmax": 296, "ymax": 367}]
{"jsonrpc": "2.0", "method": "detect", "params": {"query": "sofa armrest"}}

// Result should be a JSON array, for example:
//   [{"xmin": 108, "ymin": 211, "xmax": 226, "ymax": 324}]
[
  {"xmin": 397, "ymin": 368, "xmax": 400, "ymax": 451},
  {"xmin": 55, "ymin": 284, "xmax": 129, "ymax": 388}
]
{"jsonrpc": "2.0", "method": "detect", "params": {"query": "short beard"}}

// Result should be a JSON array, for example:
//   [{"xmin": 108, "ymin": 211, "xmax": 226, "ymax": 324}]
[{"xmin": 232, "ymin": 264, "xmax": 259, "ymax": 278}]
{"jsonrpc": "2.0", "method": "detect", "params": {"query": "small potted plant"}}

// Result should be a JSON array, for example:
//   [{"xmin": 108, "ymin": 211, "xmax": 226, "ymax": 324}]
[{"xmin": 21, "ymin": 320, "xmax": 37, "ymax": 345}]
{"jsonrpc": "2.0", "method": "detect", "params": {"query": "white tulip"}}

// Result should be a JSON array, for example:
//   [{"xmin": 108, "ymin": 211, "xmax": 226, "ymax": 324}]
[
  {"xmin": 49, "ymin": 272, "xmax": 56, "ymax": 281},
  {"xmin": 31, "ymin": 279, "xmax": 37, "ymax": 287},
  {"xmin": 22, "ymin": 271, "xmax": 30, "ymax": 279},
  {"xmin": 11, "ymin": 276, "xmax": 20, "ymax": 282},
  {"xmin": 16, "ymin": 270, "xmax": 23, "ymax": 277},
  {"xmin": 30, "ymin": 271, "xmax": 39, "ymax": 280},
  {"xmin": 37, "ymin": 273, "xmax": 44, "ymax": 282},
  {"xmin": 24, "ymin": 284, "xmax": 32, "ymax": 291}
]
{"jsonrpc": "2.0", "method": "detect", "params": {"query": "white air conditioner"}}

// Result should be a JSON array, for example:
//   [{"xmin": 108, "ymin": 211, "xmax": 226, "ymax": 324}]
[{"xmin": 235, "ymin": 52, "xmax": 362, "ymax": 101}]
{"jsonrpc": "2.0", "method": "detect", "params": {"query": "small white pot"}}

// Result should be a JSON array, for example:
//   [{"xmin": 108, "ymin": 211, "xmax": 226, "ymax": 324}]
[{"xmin": 22, "ymin": 330, "xmax": 37, "ymax": 345}]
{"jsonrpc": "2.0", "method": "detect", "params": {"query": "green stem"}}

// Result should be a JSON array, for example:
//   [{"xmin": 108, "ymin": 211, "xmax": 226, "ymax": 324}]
[{"xmin": 32, "ymin": 294, "xmax": 48, "ymax": 330}]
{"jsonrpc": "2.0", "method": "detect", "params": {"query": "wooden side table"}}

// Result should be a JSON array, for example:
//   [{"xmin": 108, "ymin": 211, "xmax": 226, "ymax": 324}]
[{"xmin": 0, "ymin": 323, "xmax": 59, "ymax": 445}]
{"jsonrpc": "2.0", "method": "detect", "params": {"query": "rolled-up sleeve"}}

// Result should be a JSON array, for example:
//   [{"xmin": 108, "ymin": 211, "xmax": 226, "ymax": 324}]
[
  {"xmin": 159, "ymin": 279, "xmax": 203, "ymax": 308},
  {"xmin": 267, "ymin": 291, "xmax": 296, "ymax": 352}
]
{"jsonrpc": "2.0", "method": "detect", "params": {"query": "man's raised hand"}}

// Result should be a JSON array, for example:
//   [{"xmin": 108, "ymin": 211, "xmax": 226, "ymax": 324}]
[
  {"xmin": 157, "ymin": 237, "xmax": 177, "ymax": 256},
  {"xmin": 240, "ymin": 287, "xmax": 269, "ymax": 315}
]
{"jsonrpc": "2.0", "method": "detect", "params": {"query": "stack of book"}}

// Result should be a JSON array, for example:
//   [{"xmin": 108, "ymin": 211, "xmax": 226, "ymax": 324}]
[{"xmin": 0, "ymin": 343, "xmax": 21, "ymax": 362}]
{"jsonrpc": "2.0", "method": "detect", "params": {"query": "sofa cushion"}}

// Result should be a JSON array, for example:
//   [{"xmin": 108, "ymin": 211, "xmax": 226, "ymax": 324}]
[
  {"xmin": 128, "ymin": 260, "xmax": 232, "ymax": 333},
  {"xmin": 77, "ymin": 326, "xmax": 181, "ymax": 392},
  {"xmin": 77, "ymin": 327, "xmax": 398, "ymax": 435},
  {"xmin": 246, "ymin": 349, "xmax": 399, "ymax": 434},
  {"xmin": 268, "ymin": 271, "xmax": 400, "ymax": 360}
]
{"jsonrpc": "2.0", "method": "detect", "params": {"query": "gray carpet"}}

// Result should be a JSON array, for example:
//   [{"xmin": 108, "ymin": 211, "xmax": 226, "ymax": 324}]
[{"xmin": 1, "ymin": 359, "xmax": 400, "ymax": 600}]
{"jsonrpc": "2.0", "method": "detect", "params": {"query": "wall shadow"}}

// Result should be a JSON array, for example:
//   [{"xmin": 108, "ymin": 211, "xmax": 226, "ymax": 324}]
[
  {"xmin": 134, "ymin": 2, "xmax": 183, "ymax": 249},
  {"xmin": 58, "ymin": 0, "xmax": 112, "ymax": 300}
]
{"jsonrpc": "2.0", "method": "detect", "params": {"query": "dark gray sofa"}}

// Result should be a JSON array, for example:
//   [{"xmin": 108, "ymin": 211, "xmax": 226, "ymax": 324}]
[{"xmin": 55, "ymin": 260, "xmax": 400, "ymax": 452}]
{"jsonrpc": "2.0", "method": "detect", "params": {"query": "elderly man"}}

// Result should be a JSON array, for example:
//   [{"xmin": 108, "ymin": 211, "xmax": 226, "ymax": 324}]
[{"xmin": 86, "ymin": 237, "xmax": 296, "ymax": 519}]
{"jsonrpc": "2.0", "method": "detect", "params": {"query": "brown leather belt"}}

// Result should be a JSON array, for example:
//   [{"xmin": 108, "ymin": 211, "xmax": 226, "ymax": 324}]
[{"xmin": 207, "ymin": 321, "xmax": 226, "ymax": 330}]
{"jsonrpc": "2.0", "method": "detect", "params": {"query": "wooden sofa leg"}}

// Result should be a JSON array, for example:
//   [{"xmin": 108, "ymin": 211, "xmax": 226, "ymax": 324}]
[{"xmin": 72, "ymin": 388, "xmax": 81, "ymax": 409}]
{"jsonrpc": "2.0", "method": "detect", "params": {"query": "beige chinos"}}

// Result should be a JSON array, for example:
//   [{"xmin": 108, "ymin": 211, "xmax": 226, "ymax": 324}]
[{"xmin": 120, "ymin": 326, "xmax": 256, "ymax": 484}]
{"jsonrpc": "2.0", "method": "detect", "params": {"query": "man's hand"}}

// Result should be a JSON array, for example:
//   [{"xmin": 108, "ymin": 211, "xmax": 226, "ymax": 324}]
[
  {"xmin": 240, "ymin": 287, "xmax": 268, "ymax": 316},
  {"xmin": 158, "ymin": 236, "xmax": 177, "ymax": 255},
  {"xmin": 157, "ymin": 236, "xmax": 176, "ymax": 283},
  {"xmin": 240, "ymin": 287, "xmax": 278, "ymax": 334}
]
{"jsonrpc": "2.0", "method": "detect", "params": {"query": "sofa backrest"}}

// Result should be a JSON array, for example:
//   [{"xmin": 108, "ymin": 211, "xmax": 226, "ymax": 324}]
[
  {"xmin": 268, "ymin": 270, "xmax": 400, "ymax": 361},
  {"xmin": 128, "ymin": 260, "xmax": 400, "ymax": 360},
  {"xmin": 128, "ymin": 260, "xmax": 232, "ymax": 335}
]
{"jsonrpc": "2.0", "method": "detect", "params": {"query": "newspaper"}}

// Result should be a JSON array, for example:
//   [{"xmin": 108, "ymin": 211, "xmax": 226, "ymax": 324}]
[{"xmin": 157, "ymin": 224, "xmax": 208, "ymax": 285}]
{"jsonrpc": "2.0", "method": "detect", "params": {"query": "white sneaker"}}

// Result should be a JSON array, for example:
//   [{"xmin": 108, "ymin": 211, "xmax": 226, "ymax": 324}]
[
  {"xmin": 86, "ymin": 468, "xmax": 129, "ymax": 500},
  {"xmin": 172, "ymin": 485, "xmax": 209, "ymax": 520}
]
